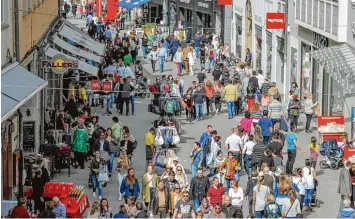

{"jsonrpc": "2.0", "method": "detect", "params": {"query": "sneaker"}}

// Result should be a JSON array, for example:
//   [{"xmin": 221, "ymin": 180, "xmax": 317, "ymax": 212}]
[
  {"xmin": 119, "ymin": 196, "xmax": 122, "ymax": 201},
  {"xmin": 108, "ymin": 173, "xmax": 112, "ymax": 177},
  {"xmin": 99, "ymin": 195, "xmax": 102, "ymax": 200},
  {"xmin": 92, "ymin": 192, "xmax": 96, "ymax": 198}
]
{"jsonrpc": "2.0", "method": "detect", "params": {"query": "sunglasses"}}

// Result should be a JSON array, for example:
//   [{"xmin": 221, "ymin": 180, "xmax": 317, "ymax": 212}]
[
  {"xmin": 183, "ymin": 195, "xmax": 189, "ymax": 197},
  {"xmin": 177, "ymin": 169, "xmax": 182, "ymax": 171}
]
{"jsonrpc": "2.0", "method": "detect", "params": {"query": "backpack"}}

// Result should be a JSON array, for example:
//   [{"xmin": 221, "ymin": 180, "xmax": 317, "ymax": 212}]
[
  {"xmin": 163, "ymin": 83, "xmax": 170, "ymax": 93},
  {"xmin": 166, "ymin": 101, "xmax": 174, "ymax": 113},
  {"xmin": 265, "ymin": 203, "xmax": 281, "ymax": 218}
]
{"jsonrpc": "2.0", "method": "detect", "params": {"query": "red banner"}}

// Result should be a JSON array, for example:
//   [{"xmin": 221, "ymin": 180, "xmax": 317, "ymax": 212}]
[
  {"xmin": 217, "ymin": 0, "xmax": 232, "ymax": 5},
  {"xmin": 91, "ymin": 80, "xmax": 101, "ymax": 91},
  {"xmin": 102, "ymin": 81, "xmax": 112, "ymax": 92},
  {"xmin": 96, "ymin": 0, "xmax": 102, "ymax": 18},
  {"xmin": 266, "ymin": 13, "xmax": 285, "ymax": 29}
]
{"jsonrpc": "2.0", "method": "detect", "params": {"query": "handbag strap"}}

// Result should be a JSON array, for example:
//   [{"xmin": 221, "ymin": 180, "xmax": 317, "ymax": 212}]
[{"xmin": 285, "ymin": 200, "xmax": 297, "ymax": 217}]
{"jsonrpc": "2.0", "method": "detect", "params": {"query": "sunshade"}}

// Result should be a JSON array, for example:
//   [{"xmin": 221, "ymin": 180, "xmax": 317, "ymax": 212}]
[{"xmin": 116, "ymin": 0, "xmax": 151, "ymax": 10}]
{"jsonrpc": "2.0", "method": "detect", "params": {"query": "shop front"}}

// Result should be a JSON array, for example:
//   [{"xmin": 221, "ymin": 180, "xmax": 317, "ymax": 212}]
[
  {"xmin": 195, "ymin": 0, "xmax": 212, "ymax": 29},
  {"xmin": 266, "ymin": 31, "xmax": 272, "ymax": 79},
  {"xmin": 255, "ymin": 25, "xmax": 262, "ymax": 71},
  {"xmin": 235, "ymin": 14, "xmax": 242, "ymax": 59}
]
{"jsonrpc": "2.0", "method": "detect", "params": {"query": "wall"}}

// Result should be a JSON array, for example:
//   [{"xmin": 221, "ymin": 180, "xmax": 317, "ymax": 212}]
[
  {"xmin": 18, "ymin": 0, "xmax": 58, "ymax": 60},
  {"xmin": 1, "ymin": 0, "xmax": 14, "ymax": 67},
  {"xmin": 347, "ymin": 3, "xmax": 355, "ymax": 45},
  {"xmin": 224, "ymin": 5, "xmax": 232, "ymax": 45}
]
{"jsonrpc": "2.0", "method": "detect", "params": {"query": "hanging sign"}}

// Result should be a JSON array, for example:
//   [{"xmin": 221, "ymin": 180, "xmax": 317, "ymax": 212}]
[
  {"xmin": 266, "ymin": 12, "xmax": 285, "ymax": 30},
  {"xmin": 102, "ymin": 81, "xmax": 112, "ymax": 92},
  {"xmin": 91, "ymin": 80, "xmax": 101, "ymax": 91},
  {"xmin": 217, "ymin": 0, "xmax": 232, "ymax": 6},
  {"xmin": 41, "ymin": 54, "xmax": 79, "ymax": 75}
]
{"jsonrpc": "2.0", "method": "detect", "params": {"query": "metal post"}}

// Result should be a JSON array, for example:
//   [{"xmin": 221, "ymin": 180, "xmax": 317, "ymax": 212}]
[
  {"xmin": 221, "ymin": 5, "xmax": 225, "ymax": 43},
  {"xmin": 284, "ymin": 0, "xmax": 289, "ymax": 103},
  {"xmin": 14, "ymin": 0, "xmax": 20, "ymax": 61}
]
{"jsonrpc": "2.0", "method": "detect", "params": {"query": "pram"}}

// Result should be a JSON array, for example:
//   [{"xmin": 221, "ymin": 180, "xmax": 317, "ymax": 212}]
[
  {"xmin": 319, "ymin": 139, "xmax": 344, "ymax": 170},
  {"xmin": 148, "ymin": 96, "xmax": 183, "ymax": 117}
]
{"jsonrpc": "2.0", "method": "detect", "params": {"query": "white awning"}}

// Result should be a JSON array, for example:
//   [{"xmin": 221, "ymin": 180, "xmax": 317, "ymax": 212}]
[
  {"xmin": 1, "ymin": 63, "xmax": 48, "ymax": 121},
  {"xmin": 53, "ymin": 34, "xmax": 103, "ymax": 63},
  {"xmin": 58, "ymin": 23, "xmax": 105, "ymax": 55},
  {"xmin": 44, "ymin": 46, "xmax": 99, "ymax": 77},
  {"xmin": 310, "ymin": 43, "xmax": 355, "ymax": 95}
]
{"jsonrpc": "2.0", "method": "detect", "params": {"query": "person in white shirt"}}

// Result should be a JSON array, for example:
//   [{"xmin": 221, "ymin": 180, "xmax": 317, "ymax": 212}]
[
  {"xmin": 292, "ymin": 168, "xmax": 307, "ymax": 211},
  {"xmin": 225, "ymin": 128, "xmax": 243, "ymax": 163},
  {"xmin": 256, "ymin": 70, "xmax": 265, "ymax": 88},
  {"xmin": 302, "ymin": 162, "xmax": 317, "ymax": 211},
  {"xmin": 229, "ymin": 180, "xmax": 243, "ymax": 207},
  {"xmin": 242, "ymin": 135, "xmax": 255, "ymax": 176}
]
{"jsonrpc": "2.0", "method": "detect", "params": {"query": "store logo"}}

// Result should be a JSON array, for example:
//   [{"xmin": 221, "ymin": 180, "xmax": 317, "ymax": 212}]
[
  {"xmin": 312, "ymin": 32, "xmax": 328, "ymax": 49},
  {"xmin": 198, "ymin": 2, "xmax": 209, "ymax": 8},
  {"xmin": 41, "ymin": 54, "xmax": 79, "ymax": 75},
  {"xmin": 266, "ymin": 12, "xmax": 285, "ymax": 30}
]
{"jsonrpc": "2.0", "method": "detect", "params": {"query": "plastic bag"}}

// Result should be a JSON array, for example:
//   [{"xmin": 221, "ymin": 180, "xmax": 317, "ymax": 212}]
[
  {"xmin": 154, "ymin": 130, "xmax": 164, "ymax": 146},
  {"xmin": 173, "ymin": 134, "xmax": 180, "ymax": 145}
]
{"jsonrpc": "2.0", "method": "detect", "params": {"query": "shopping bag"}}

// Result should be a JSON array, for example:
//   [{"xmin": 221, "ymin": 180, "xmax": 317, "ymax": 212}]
[
  {"xmin": 98, "ymin": 165, "xmax": 109, "ymax": 183},
  {"xmin": 155, "ymin": 135, "xmax": 164, "ymax": 146},
  {"xmin": 155, "ymin": 152, "xmax": 166, "ymax": 168},
  {"xmin": 172, "ymin": 130, "xmax": 180, "ymax": 145}
]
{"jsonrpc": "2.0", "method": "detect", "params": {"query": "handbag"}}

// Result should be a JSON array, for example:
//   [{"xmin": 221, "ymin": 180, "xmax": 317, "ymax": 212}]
[
  {"xmin": 98, "ymin": 165, "xmax": 109, "ymax": 183},
  {"xmin": 313, "ymin": 104, "xmax": 320, "ymax": 116}
]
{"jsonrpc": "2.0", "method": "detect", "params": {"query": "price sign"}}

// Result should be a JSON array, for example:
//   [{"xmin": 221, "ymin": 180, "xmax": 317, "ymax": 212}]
[{"xmin": 91, "ymin": 80, "xmax": 101, "ymax": 91}]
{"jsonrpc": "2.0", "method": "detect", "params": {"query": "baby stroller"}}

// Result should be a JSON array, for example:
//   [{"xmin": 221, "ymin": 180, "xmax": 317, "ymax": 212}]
[{"xmin": 319, "ymin": 139, "xmax": 344, "ymax": 170}]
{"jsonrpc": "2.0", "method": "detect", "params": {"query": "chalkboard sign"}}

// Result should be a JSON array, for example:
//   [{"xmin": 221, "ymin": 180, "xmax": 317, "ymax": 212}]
[{"xmin": 23, "ymin": 121, "xmax": 35, "ymax": 150}]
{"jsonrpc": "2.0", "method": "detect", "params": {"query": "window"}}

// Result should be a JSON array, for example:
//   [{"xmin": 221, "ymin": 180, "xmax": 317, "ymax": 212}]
[
  {"xmin": 22, "ymin": 0, "xmax": 32, "ymax": 15},
  {"xmin": 307, "ymin": 0, "xmax": 312, "ymax": 24},
  {"xmin": 319, "ymin": 1, "xmax": 325, "ymax": 30},
  {"xmin": 301, "ymin": 0, "xmax": 306, "ymax": 22},
  {"xmin": 332, "ymin": 5, "xmax": 338, "ymax": 35},
  {"xmin": 296, "ymin": 0, "xmax": 300, "ymax": 20},
  {"xmin": 278, "ymin": 2, "xmax": 281, "ymax": 12},
  {"xmin": 325, "ymin": 3, "xmax": 331, "ymax": 32},
  {"xmin": 1, "ymin": 0, "xmax": 8, "ymax": 25},
  {"xmin": 312, "ymin": 0, "xmax": 318, "ymax": 27}
]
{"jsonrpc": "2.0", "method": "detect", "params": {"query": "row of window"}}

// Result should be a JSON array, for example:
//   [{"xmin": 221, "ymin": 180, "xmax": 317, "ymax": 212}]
[
  {"xmin": 295, "ymin": 0, "xmax": 339, "ymax": 36},
  {"xmin": 23, "ymin": 0, "xmax": 45, "ymax": 16}
]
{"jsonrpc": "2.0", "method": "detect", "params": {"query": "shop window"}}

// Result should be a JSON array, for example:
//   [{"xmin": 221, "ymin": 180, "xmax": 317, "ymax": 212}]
[
  {"xmin": 332, "ymin": 5, "xmax": 338, "ymax": 35},
  {"xmin": 301, "ymin": 0, "xmax": 306, "ymax": 22},
  {"xmin": 312, "ymin": 0, "xmax": 318, "ymax": 27},
  {"xmin": 296, "ymin": 0, "xmax": 300, "ymax": 20},
  {"xmin": 325, "ymin": 3, "xmax": 331, "ymax": 33},
  {"xmin": 300, "ymin": 43, "xmax": 312, "ymax": 96},
  {"xmin": 330, "ymin": 77, "xmax": 344, "ymax": 115},
  {"xmin": 319, "ymin": 1, "xmax": 325, "ymax": 30},
  {"xmin": 307, "ymin": 0, "xmax": 312, "ymax": 24}
]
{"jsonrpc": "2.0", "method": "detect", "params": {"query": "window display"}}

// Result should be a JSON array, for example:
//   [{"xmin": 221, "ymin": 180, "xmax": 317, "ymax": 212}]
[
  {"xmin": 266, "ymin": 31, "xmax": 272, "ymax": 79},
  {"xmin": 301, "ymin": 43, "xmax": 312, "ymax": 94},
  {"xmin": 255, "ymin": 26, "xmax": 262, "ymax": 71}
]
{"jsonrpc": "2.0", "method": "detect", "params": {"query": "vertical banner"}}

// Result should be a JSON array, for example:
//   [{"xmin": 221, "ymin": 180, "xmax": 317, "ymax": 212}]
[
  {"xmin": 91, "ymin": 80, "xmax": 101, "ymax": 91},
  {"xmin": 217, "ymin": 0, "xmax": 232, "ymax": 6},
  {"xmin": 266, "ymin": 12, "xmax": 285, "ymax": 30},
  {"xmin": 102, "ymin": 81, "xmax": 112, "ymax": 92},
  {"xmin": 96, "ymin": 0, "xmax": 102, "ymax": 18},
  {"xmin": 106, "ymin": 0, "xmax": 119, "ymax": 20}
]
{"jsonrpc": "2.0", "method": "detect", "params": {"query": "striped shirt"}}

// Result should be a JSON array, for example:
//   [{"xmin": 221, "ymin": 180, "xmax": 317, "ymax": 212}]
[
  {"xmin": 261, "ymin": 82, "xmax": 272, "ymax": 94},
  {"xmin": 268, "ymin": 100, "xmax": 283, "ymax": 119}
]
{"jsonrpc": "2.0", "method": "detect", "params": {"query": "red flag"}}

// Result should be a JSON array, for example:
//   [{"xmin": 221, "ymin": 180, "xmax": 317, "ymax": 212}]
[
  {"xmin": 102, "ymin": 81, "xmax": 112, "ymax": 92},
  {"xmin": 91, "ymin": 80, "xmax": 101, "ymax": 91},
  {"xmin": 217, "ymin": 0, "xmax": 232, "ymax": 6}
]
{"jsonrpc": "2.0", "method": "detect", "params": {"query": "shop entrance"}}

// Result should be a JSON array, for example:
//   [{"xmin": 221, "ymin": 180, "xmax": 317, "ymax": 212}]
[{"xmin": 244, "ymin": 0, "xmax": 252, "ymax": 54}]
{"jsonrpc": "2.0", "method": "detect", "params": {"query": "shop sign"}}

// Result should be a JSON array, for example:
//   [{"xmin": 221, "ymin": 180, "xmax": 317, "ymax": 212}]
[
  {"xmin": 266, "ymin": 12, "xmax": 285, "ymax": 30},
  {"xmin": 91, "ymin": 80, "xmax": 101, "ymax": 91},
  {"xmin": 102, "ymin": 81, "xmax": 112, "ymax": 92},
  {"xmin": 312, "ymin": 32, "xmax": 328, "ymax": 49},
  {"xmin": 197, "ymin": 2, "xmax": 209, "ymax": 9},
  {"xmin": 217, "ymin": 0, "xmax": 232, "ymax": 5},
  {"xmin": 22, "ymin": 121, "xmax": 35, "ymax": 151},
  {"xmin": 41, "ymin": 54, "xmax": 78, "ymax": 75}
]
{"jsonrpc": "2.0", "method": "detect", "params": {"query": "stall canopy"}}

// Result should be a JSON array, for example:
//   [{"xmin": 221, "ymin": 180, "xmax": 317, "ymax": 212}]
[
  {"xmin": 310, "ymin": 43, "xmax": 355, "ymax": 95},
  {"xmin": 1, "ymin": 63, "xmax": 48, "ymax": 121},
  {"xmin": 116, "ymin": 0, "xmax": 151, "ymax": 10}
]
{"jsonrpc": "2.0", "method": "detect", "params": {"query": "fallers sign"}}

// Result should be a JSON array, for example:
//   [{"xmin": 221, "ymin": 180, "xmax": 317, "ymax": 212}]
[{"xmin": 266, "ymin": 13, "xmax": 285, "ymax": 30}]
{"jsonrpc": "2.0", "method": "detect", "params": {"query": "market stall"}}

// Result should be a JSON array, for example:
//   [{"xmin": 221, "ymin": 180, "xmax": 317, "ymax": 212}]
[{"xmin": 318, "ymin": 115, "xmax": 346, "ymax": 142}]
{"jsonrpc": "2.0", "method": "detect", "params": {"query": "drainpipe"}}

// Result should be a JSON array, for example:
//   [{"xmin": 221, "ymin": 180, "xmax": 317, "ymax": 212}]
[
  {"xmin": 14, "ymin": 0, "xmax": 20, "ymax": 61},
  {"xmin": 17, "ymin": 109, "xmax": 23, "ymax": 198}
]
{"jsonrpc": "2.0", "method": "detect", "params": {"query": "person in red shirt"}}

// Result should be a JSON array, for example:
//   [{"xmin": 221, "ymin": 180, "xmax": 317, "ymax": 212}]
[
  {"xmin": 10, "ymin": 197, "xmax": 31, "ymax": 218},
  {"xmin": 207, "ymin": 176, "xmax": 225, "ymax": 207}
]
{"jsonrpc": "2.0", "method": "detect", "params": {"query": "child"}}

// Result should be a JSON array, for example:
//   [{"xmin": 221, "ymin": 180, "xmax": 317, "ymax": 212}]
[{"xmin": 302, "ymin": 136, "xmax": 319, "ymax": 168}]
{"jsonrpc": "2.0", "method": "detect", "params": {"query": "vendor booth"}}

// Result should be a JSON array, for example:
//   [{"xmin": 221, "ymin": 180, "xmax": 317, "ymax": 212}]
[{"xmin": 318, "ymin": 115, "xmax": 346, "ymax": 142}]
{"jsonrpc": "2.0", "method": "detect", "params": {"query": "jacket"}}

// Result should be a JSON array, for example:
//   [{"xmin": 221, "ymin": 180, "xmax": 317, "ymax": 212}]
[
  {"xmin": 72, "ymin": 128, "xmax": 89, "ymax": 153},
  {"xmin": 142, "ymin": 173, "xmax": 158, "ymax": 203},
  {"xmin": 10, "ymin": 205, "xmax": 31, "ymax": 218},
  {"xmin": 338, "ymin": 167, "xmax": 352, "ymax": 196},
  {"xmin": 338, "ymin": 207, "xmax": 355, "ymax": 218},
  {"xmin": 222, "ymin": 84, "xmax": 237, "ymax": 102},
  {"xmin": 221, "ymin": 204, "xmax": 239, "ymax": 218},
  {"xmin": 121, "ymin": 83, "xmax": 132, "ymax": 98},
  {"xmin": 289, "ymin": 99, "xmax": 301, "ymax": 116},
  {"xmin": 152, "ymin": 189, "xmax": 171, "ymax": 215},
  {"xmin": 218, "ymin": 158, "xmax": 238, "ymax": 180},
  {"xmin": 245, "ymin": 177, "xmax": 257, "ymax": 198},
  {"xmin": 189, "ymin": 176, "xmax": 210, "ymax": 200},
  {"xmin": 90, "ymin": 158, "xmax": 105, "ymax": 175},
  {"xmin": 120, "ymin": 177, "xmax": 140, "ymax": 198},
  {"xmin": 170, "ymin": 39, "xmax": 179, "ymax": 51},
  {"xmin": 93, "ymin": 139, "xmax": 111, "ymax": 153}
]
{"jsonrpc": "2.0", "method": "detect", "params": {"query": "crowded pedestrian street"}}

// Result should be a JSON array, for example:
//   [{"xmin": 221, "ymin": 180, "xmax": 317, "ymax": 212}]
[{"xmin": 2, "ymin": 0, "xmax": 355, "ymax": 218}]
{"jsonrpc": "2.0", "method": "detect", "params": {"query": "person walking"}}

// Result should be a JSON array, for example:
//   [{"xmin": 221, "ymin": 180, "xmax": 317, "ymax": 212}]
[
  {"xmin": 258, "ymin": 110, "xmax": 273, "ymax": 145},
  {"xmin": 148, "ymin": 47, "xmax": 158, "ymax": 73},
  {"xmin": 303, "ymin": 93, "xmax": 318, "ymax": 133},
  {"xmin": 285, "ymin": 126, "xmax": 302, "ymax": 175},
  {"xmin": 142, "ymin": 165, "xmax": 158, "ymax": 209},
  {"xmin": 72, "ymin": 119, "xmax": 89, "ymax": 169},
  {"xmin": 188, "ymin": 48, "xmax": 196, "ymax": 76},
  {"xmin": 173, "ymin": 47, "xmax": 183, "ymax": 75},
  {"xmin": 90, "ymin": 151, "xmax": 105, "ymax": 199},
  {"xmin": 117, "ymin": 152, "xmax": 129, "ymax": 201},
  {"xmin": 120, "ymin": 168, "xmax": 140, "ymax": 204},
  {"xmin": 190, "ymin": 142, "xmax": 203, "ymax": 177},
  {"xmin": 338, "ymin": 160, "xmax": 352, "ymax": 209},
  {"xmin": 193, "ymin": 84, "xmax": 205, "ymax": 121},
  {"xmin": 119, "ymin": 78, "xmax": 131, "ymax": 116},
  {"xmin": 218, "ymin": 151, "xmax": 239, "ymax": 191},
  {"xmin": 222, "ymin": 80, "xmax": 237, "ymax": 119},
  {"xmin": 253, "ymin": 174, "xmax": 270, "ymax": 218},
  {"xmin": 145, "ymin": 128, "xmax": 155, "ymax": 166},
  {"xmin": 207, "ymin": 177, "xmax": 225, "ymax": 208},
  {"xmin": 190, "ymin": 168, "xmax": 210, "ymax": 210},
  {"xmin": 157, "ymin": 44, "xmax": 167, "ymax": 73},
  {"xmin": 288, "ymin": 94, "xmax": 301, "ymax": 130}
]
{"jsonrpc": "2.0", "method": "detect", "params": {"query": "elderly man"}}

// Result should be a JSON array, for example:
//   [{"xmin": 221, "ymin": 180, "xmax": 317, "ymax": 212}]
[
  {"xmin": 52, "ymin": 196, "xmax": 66, "ymax": 218},
  {"xmin": 221, "ymin": 195, "xmax": 239, "ymax": 218},
  {"xmin": 338, "ymin": 161, "xmax": 352, "ymax": 209}
]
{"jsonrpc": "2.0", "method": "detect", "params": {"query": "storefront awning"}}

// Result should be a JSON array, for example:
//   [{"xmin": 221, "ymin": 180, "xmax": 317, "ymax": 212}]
[
  {"xmin": 310, "ymin": 43, "xmax": 355, "ymax": 95},
  {"xmin": 1, "ymin": 63, "xmax": 48, "ymax": 121},
  {"xmin": 116, "ymin": 0, "xmax": 151, "ymax": 10},
  {"xmin": 44, "ymin": 46, "xmax": 99, "ymax": 77}
]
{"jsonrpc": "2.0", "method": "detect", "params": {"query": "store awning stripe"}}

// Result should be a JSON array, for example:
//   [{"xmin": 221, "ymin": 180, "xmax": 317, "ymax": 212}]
[
  {"xmin": 44, "ymin": 46, "xmax": 99, "ymax": 77},
  {"xmin": 1, "ymin": 63, "xmax": 48, "ymax": 121},
  {"xmin": 116, "ymin": 0, "xmax": 151, "ymax": 10}
]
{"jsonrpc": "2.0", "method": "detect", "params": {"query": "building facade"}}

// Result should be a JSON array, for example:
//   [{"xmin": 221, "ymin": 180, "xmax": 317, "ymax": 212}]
[
  {"xmin": 230, "ymin": 0, "xmax": 287, "ymax": 96},
  {"xmin": 288, "ymin": 0, "xmax": 355, "ymax": 134}
]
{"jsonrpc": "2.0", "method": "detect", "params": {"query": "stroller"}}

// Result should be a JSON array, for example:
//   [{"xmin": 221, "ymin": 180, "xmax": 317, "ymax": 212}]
[{"xmin": 319, "ymin": 139, "xmax": 344, "ymax": 170}]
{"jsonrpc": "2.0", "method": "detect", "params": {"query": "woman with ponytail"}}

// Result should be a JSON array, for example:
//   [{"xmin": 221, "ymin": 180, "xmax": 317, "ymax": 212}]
[
  {"xmin": 252, "ymin": 173, "xmax": 270, "ymax": 218},
  {"xmin": 274, "ymin": 174, "xmax": 292, "ymax": 210},
  {"xmin": 301, "ymin": 136, "xmax": 319, "ymax": 168},
  {"xmin": 281, "ymin": 189, "xmax": 301, "ymax": 218}
]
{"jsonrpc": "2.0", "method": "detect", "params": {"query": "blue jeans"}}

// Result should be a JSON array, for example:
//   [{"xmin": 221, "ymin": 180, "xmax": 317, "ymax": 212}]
[
  {"xmin": 191, "ymin": 163, "xmax": 198, "ymax": 177},
  {"xmin": 263, "ymin": 136, "xmax": 270, "ymax": 145},
  {"xmin": 159, "ymin": 56, "xmax": 165, "ymax": 72},
  {"xmin": 91, "ymin": 174, "xmax": 103, "ymax": 196},
  {"xmin": 109, "ymin": 152, "xmax": 115, "ymax": 174},
  {"xmin": 193, "ymin": 200, "xmax": 201, "ymax": 211},
  {"xmin": 129, "ymin": 95, "xmax": 135, "ymax": 113},
  {"xmin": 195, "ymin": 103, "xmax": 203, "ymax": 120},
  {"xmin": 226, "ymin": 179, "xmax": 232, "ymax": 191},
  {"xmin": 227, "ymin": 101, "xmax": 234, "ymax": 119},
  {"xmin": 304, "ymin": 188, "xmax": 314, "ymax": 206},
  {"xmin": 194, "ymin": 47, "xmax": 200, "ymax": 58},
  {"xmin": 244, "ymin": 154, "xmax": 251, "ymax": 176},
  {"xmin": 207, "ymin": 168, "xmax": 217, "ymax": 177},
  {"xmin": 142, "ymin": 46, "xmax": 147, "ymax": 58},
  {"xmin": 255, "ymin": 210, "xmax": 264, "ymax": 218},
  {"xmin": 208, "ymin": 58, "xmax": 215, "ymax": 70}
]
